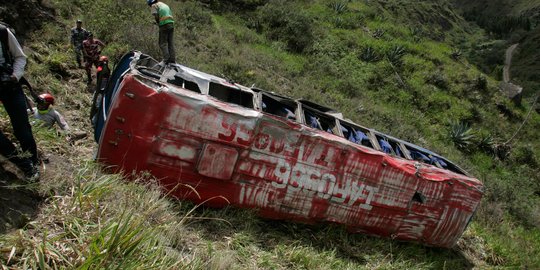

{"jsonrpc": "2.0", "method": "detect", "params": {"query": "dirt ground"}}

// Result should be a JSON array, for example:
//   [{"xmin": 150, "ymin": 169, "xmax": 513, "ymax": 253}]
[{"xmin": 0, "ymin": 163, "xmax": 43, "ymax": 234}]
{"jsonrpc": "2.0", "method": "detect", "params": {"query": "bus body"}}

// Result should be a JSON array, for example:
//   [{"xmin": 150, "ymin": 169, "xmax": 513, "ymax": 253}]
[{"xmin": 94, "ymin": 52, "xmax": 483, "ymax": 248}]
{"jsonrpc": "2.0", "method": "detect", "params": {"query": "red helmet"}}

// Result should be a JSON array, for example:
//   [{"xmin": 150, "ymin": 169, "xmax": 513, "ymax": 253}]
[{"xmin": 38, "ymin": 93, "xmax": 55, "ymax": 105}]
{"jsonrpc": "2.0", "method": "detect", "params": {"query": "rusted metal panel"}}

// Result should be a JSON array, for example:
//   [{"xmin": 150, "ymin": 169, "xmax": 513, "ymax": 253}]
[{"xmin": 96, "ymin": 53, "xmax": 484, "ymax": 248}]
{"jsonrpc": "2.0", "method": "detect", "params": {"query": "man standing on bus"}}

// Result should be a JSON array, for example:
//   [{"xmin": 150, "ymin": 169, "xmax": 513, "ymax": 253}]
[{"xmin": 147, "ymin": 0, "xmax": 176, "ymax": 64}]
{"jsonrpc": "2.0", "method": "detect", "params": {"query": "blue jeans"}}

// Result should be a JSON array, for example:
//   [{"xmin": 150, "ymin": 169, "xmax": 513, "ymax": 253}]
[{"xmin": 0, "ymin": 82, "xmax": 38, "ymax": 171}]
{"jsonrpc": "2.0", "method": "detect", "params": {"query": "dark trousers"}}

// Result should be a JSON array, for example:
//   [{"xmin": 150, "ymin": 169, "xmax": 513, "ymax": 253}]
[
  {"xmin": 0, "ymin": 82, "xmax": 38, "ymax": 171},
  {"xmin": 159, "ymin": 23, "xmax": 176, "ymax": 63}
]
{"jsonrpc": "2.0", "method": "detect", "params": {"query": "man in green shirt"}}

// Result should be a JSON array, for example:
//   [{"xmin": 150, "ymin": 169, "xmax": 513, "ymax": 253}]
[{"xmin": 148, "ymin": 0, "xmax": 176, "ymax": 64}]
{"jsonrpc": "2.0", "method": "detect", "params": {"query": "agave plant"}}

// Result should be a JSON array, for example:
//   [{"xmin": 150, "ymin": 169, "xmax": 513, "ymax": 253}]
[
  {"xmin": 359, "ymin": 46, "xmax": 381, "ymax": 62},
  {"xmin": 477, "ymin": 132, "xmax": 495, "ymax": 154},
  {"xmin": 328, "ymin": 1, "xmax": 348, "ymax": 14},
  {"xmin": 386, "ymin": 45, "xmax": 406, "ymax": 66},
  {"xmin": 372, "ymin": 28, "xmax": 385, "ymax": 39},
  {"xmin": 410, "ymin": 26, "xmax": 422, "ymax": 37},
  {"xmin": 449, "ymin": 121, "xmax": 476, "ymax": 151},
  {"xmin": 450, "ymin": 48, "xmax": 462, "ymax": 60}
]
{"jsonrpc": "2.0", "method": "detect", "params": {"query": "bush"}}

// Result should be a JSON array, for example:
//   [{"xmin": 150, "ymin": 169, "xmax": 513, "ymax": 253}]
[
  {"xmin": 511, "ymin": 145, "xmax": 538, "ymax": 168},
  {"xmin": 201, "ymin": 0, "xmax": 268, "ymax": 12},
  {"xmin": 257, "ymin": 0, "xmax": 315, "ymax": 53},
  {"xmin": 426, "ymin": 72, "xmax": 449, "ymax": 90}
]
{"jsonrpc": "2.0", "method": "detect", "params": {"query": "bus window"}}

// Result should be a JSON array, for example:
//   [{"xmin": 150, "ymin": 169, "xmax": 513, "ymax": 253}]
[
  {"xmin": 167, "ymin": 76, "xmax": 202, "ymax": 93},
  {"xmin": 303, "ymin": 108, "xmax": 337, "ymax": 134},
  {"xmin": 209, "ymin": 82, "xmax": 254, "ymax": 109},
  {"xmin": 376, "ymin": 135, "xmax": 394, "ymax": 155},
  {"xmin": 386, "ymin": 139, "xmax": 405, "ymax": 158},
  {"xmin": 339, "ymin": 121, "xmax": 374, "ymax": 149},
  {"xmin": 261, "ymin": 94, "xmax": 297, "ymax": 121}
]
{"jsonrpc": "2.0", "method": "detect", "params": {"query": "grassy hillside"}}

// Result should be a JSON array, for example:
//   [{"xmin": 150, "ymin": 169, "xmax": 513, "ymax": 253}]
[{"xmin": 1, "ymin": 0, "xmax": 540, "ymax": 268}]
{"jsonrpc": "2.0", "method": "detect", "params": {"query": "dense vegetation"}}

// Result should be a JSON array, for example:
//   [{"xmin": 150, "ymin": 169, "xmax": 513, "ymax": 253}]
[{"xmin": 1, "ymin": 0, "xmax": 539, "ymax": 268}]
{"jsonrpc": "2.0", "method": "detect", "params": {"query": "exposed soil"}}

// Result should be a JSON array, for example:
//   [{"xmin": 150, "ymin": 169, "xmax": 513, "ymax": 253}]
[{"xmin": 0, "ymin": 164, "xmax": 43, "ymax": 234}]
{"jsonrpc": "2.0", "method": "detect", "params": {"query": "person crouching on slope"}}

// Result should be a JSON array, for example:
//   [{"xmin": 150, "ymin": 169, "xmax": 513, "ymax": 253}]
[
  {"xmin": 33, "ymin": 93, "xmax": 87, "ymax": 142},
  {"xmin": 33, "ymin": 93, "xmax": 69, "ymax": 131}
]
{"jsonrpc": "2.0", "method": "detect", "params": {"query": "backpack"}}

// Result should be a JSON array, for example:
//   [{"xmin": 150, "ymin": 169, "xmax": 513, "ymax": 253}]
[
  {"xmin": 0, "ymin": 22, "xmax": 15, "ymax": 65},
  {"xmin": 0, "ymin": 23, "xmax": 38, "ymax": 101}
]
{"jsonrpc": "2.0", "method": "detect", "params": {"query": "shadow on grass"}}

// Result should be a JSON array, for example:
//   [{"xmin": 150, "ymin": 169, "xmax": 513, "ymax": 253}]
[
  {"xmin": 190, "ymin": 206, "xmax": 474, "ymax": 269},
  {"xmin": 0, "ymin": 166, "xmax": 43, "ymax": 234}
]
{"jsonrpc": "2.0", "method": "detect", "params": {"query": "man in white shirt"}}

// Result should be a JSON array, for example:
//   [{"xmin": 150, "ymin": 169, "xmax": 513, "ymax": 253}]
[{"xmin": 0, "ymin": 23, "xmax": 39, "ymax": 181}]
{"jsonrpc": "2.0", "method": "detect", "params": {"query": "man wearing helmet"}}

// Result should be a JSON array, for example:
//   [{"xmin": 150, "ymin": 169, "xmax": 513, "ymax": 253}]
[
  {"xmin": 148, "ymin": 0, "xmax": 176, "ymax": 64},
  {"xmin": 70, "ymin": 19, "xmax": 89, "ymax": 68},
  {"xmin": 33, "ymin": 93, "xmax": 69, "ymax": 131},
  {"xmin": 0, "ymin": 23, "xmax": 39, "ymax": 181},
  {"xmin": 82, "ymin": 32, "xmax": 105, "ymax": 85}
]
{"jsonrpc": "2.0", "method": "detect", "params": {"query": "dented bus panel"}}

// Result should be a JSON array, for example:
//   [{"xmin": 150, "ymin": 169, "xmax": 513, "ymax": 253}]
[{"xmin": 94, "ymin": 52, "xmax": 483, "ymax": 248}]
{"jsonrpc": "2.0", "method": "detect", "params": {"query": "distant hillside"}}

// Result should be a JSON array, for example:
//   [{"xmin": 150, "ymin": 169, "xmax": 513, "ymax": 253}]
[{"xmin": 451, "ymin": 0, "xmax": 540, "ymax": 96}]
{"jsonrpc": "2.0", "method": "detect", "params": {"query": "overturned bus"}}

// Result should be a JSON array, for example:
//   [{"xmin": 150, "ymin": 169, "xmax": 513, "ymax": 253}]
[{"xmin": 93, "ymin": 51, "xmax": 483, "ymax": 248}]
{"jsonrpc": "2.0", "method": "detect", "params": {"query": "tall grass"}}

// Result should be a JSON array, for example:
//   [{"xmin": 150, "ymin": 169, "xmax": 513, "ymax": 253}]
[
  {"xmin": 0, "ymin": 165, "xmax": 191, "ymax": 268},
  {"xmin": 1, "ymin": 0, "xmax": 539, "ymax": 268}
]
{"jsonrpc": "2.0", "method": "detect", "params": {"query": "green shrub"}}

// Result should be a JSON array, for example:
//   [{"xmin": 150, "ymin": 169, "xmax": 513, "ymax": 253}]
[
  {"xmin": 177, "ymin": 1, "xmax": 214, "ymax": 32},
  {"xmin": 201, "ymin": 0, "xmax": 268, "ymax": 12},
  {"xmin": 258, "ymin": 0, "xmax": 315, "ymax": 53},
  {"xmin": 474, "ymin": 75, "xmax": 488, "ymax": 91},
  {"xmin": 511, "ymin": 145, "xmax": 538, "ymax": 168},
  {"xmin": 426, "ymin": 71, "xmax": 449, "ymax": 90}
]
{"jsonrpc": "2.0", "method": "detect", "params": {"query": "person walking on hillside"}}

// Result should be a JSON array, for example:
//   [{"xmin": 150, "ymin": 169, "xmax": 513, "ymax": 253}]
[
  {"xmin": 147, "ymin": 0, "xmax": 176, "ymax": 64},
  {"xmin": 82, "ymin": 32, "xmax": 105, "ymax": 85},
  {"xmin": 0, "ymin": 24, "xmax": 39, "ymax": 181},
  {"xmin": 70, "ymin": 19, "xmax": 89, "ymax": 68}
]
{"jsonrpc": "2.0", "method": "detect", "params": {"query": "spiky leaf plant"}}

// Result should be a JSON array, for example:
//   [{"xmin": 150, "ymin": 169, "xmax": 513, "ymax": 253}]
[
  {"xmin": 386, "ymin": 45, "xmax": 406, "ymax": 66},
  {"xmin": 449, "ymin": 121, "xmax": 476, "ymax": 151},
  {"xmin": 477, "ymin": 131, "xmax": 495, "ymax": 155},
  {"xmin": 359, "ymin": 46, "xmax": 381, "ymax": 62},
  {"xmin": 328, "ymin": 2, "xmax": 348, "ymax": 14},
  {"xmin": 450, "ymin": 48, "xmax": 462, "ymax": 60},
  {"xmin": 372, "ymin": 28, "xmax": 385, "ymax": 39}
]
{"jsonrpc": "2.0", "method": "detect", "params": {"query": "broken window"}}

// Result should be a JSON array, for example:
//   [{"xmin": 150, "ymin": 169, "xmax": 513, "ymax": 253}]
[
  {"xmin": 167, "ymin": 76, "xmax": 201, "ymax": 93},
  {"xmin": 374, "ymin": 134, "xmax": 406, "ymax": 158},
  {"xmin": 209, "ymin": 82, "xmax": 254, "ymax": 109},
  {"xmin": 403, "ymin": 144, "xmax": 466, "ymax": 175},
  {"xmin": 302, "ymin": 107, "xmax": 338, "ymax": 134},
  {"xmin": 376, "ymin": 135, "xmax": 395, "ymax": 155},
  {"xmin": 338, "ymin": 120, "xmax": 374, "ymax": 149},
  {"xmin": 260, "ymin": 92, "xmax": 297, "ymax": 121}
]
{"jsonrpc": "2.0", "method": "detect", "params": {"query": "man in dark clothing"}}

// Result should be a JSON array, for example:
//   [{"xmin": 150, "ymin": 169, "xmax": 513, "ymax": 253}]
[
  {"xmin": 70, "ymin": 19, "xmax": 89, "ymax": 68},
  {"xmin": 0, "ymin": 24, "xmax": 39, "ymax": 181},
  {"xmin": 148, "ymin": 0, "xmax": 176, "ymax": 64}
]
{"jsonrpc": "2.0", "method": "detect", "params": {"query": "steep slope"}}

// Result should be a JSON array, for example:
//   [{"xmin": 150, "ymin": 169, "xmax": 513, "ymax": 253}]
[{"xmin": 1, "ymin": 0, "xmax": 539, "ymax": 268}]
